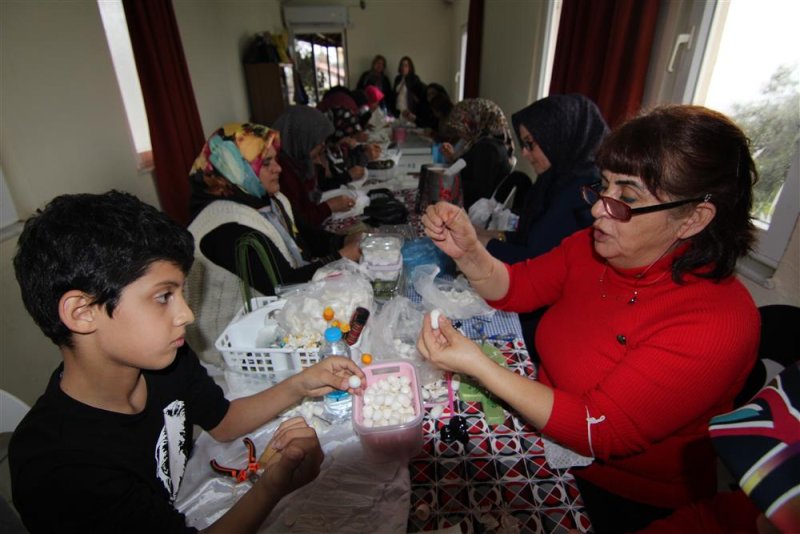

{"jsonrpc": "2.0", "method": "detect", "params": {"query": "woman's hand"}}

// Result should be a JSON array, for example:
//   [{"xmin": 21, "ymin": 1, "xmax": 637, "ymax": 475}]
[
  {"xmin": 417, "ymin": 313, "xmax": 488, "ymax": 376},
  {"xmin": 295, "ymin": 356, "xmax": 365, "ymax": 398},
  {"xmin": 422, "ymin": 202, "xmax": 479, "ymax": 259},
  {"xmin": 258, "ymin": 417, "xmax": 323, "ymax": 497},
  {"xmin": 326, "ymin": 194, "xmax": 355, "ymax": 212},
  {"xmin": 348, "ymin": 166, "xmax": 366, "ymax": 180},
  {"xmin": 338, "ymin": 233, "xmax": 362, "ymax": 261},
  {"xmin": 365, "ymin": 143, "xmax": 382, "ymax": 161},
  {"xmin": 441, "ymin": 142, "xmax": 456, "ymax": 163}
]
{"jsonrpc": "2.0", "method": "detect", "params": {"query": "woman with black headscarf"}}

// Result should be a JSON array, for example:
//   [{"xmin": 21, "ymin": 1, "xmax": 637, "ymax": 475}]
[
  {"xmin": 482, "ymin": 94, "xmax": 609, "ymax": 263},
  {"xmin": 274, "ymin": 106, "xmax": 355, "ymax": 227}
]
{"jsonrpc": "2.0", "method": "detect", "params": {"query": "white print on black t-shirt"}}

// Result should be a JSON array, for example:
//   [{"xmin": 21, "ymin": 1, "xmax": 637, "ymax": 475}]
[{"xmin": 155, "ymin": 400, "xmax": 188, "ymax": 502}]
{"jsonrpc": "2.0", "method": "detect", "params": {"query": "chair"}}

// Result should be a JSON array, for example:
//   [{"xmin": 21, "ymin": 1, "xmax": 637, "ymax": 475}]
[
  {"xmin": 734, "ymin": 304, "xmax": 800, "ymax": 407},
  {"xmin": 0, "ymin": 390, "xmax": 30, "ymax": 533},
  {"xmin": 0, "ymin": 390, "xmax": 29, "ymax": 436}
]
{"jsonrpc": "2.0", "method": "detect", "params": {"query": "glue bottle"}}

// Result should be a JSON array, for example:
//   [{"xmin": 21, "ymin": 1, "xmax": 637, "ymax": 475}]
[{"xmin": 318, "ymin": 326, "xmax": 352, "ymax": 422}]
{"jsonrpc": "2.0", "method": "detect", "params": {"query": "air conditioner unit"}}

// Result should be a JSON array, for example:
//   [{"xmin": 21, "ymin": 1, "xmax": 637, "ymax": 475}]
[{"xmin": 283, "ymin": 5, "xmax": 349, "ymax": 27}]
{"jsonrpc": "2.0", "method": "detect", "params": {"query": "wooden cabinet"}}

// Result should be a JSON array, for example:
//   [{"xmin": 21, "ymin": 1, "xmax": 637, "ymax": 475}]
[{"xmin": 243, "ymin": 63, "xmax": 293, "ymax": 126}]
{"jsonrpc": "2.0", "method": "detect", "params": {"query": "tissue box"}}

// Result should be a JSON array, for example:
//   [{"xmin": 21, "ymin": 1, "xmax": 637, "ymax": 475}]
[{"xmin": 353, "ymin": 361, "xmax": 424, "ymax": 460}]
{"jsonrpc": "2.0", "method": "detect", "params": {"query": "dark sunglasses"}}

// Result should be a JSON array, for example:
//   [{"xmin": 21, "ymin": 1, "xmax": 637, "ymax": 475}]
[{"xmin": 581, "ymin": 183, "xmax": 711, "ymax": 222}]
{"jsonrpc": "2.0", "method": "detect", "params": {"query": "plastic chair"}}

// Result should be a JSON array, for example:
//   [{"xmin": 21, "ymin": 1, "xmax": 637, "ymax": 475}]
[
  {"xmin": 0, "ymin": 390, "xmax": 30, "ymax": 531},
  {"xmin": 0, "ymin": 391, "xmax": 29, "ymax": 436},
  {"xmin": 734, "ymin": 304, "xmax": 800, "ymax": 407}
]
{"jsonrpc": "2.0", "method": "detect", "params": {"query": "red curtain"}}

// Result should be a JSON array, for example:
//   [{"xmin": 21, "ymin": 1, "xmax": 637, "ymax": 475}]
[
  {"xmin": 549, "ymin": 0, "xmax": 660, "ymax": 128},
  {"xmin": 123, "ymin": 0, "xmax": 205, "ymax": 226},
  {"xmin": 463, "ymin": 0, "xmax": 484, "ymax": 99}
]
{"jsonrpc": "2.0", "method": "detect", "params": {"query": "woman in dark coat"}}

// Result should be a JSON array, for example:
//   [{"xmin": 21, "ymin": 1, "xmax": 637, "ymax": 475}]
[
  {"xmin": 391, "ymin": 56, "xmax": 425, "ymax": 118},
  {"xmin": 480, "ymin": 94, "xmax": 609, "ymax": 358},
  {"xmin": 483, "ymin": 94, "xmax": 609, "ymax": 263},
  {"xmin": 442, "ymin": 98, "xmax": 516, "ymax": 209},
  {"xmin": 355, "ymin": 55, "xmax": 393, "ymax": 112}
]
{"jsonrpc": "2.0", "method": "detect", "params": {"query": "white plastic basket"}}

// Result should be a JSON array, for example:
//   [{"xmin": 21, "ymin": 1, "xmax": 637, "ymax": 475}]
[
  {"xmin": 215, "ymin": 297, "xmax": 321, "ymax": 392},
  {"xmin": 215, "ymin": 296, "xmax": 365, "ymax": 397}
]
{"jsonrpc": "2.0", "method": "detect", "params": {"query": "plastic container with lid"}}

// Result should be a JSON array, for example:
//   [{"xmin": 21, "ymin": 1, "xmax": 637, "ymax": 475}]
[
  {"xmin": 352, "ymin": 360, "xmax": 423, "ymax": 460},
  {"xmin": 360, "ymin": 234, "xmax": 404, "ymax": 300}
]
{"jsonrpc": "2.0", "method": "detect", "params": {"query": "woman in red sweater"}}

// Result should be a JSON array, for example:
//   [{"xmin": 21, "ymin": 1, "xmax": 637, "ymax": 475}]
[{"xmin": 418, "ymin": 106, "xmax": 760, "ymax": 533}]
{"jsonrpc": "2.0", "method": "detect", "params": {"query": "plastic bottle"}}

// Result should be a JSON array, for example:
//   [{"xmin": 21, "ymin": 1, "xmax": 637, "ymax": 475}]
[{"xmin": 318, "ymin": 326, "xmax": 352, "ymax": 422}]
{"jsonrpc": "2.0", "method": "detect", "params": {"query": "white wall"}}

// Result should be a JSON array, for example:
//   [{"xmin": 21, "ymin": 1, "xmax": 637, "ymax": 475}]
[
  {"xmin": 345, "ymin": 0, "xmax": 456, "ymax": 92},
  {"xmin": 173, "ymin": 0, "xmax": 283, "ymax": 135},
  {"xmin": 741, "ymin": 218, "xmax": 800, "ymax": 307},
  {"xmin": 0, "ymin": 1, "xmax": 160, "ymax": 218},
  {"xmin": 0, "ymin": 1, "xmax": 161, "ymax": 404}
]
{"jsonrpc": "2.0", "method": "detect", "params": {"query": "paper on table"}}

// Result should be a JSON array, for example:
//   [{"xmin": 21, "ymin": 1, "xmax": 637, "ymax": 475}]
[
  {"xmin": 318, "ymin": 189, "xmax": 370, "ymax": 220},
  {"xmin": 176, "ymin": 420, "xmax": 411, "ymax": 533}
]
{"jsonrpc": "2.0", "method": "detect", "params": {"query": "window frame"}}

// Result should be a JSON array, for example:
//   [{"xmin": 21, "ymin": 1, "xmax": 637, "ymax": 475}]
[
  {"xmin": 287, "ymin": 25, "xmax": 349, "ymax": 106},
  {"xmin": 643, "ymin": 0, "xmax": 799, "ymax": 283}
]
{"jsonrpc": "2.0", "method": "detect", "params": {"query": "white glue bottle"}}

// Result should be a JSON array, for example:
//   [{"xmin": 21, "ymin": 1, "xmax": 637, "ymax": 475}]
[{"xmin": 318, "ymin": 326, "xmax": 352, "ymax": 422}]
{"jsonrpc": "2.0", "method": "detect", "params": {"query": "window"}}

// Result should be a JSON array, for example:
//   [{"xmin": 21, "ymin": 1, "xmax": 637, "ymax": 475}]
[
  {"xmin": 646, "ymin": 0, "xmax": 799, "ymax": 278},
  {"xmin": 292, "ymin": 32, "xmax": 347, "ymax": 106},
  {"xmin": 97, "ymin": 0, "xmax": 152, "ymax": 170},
  {"xmin": 695, "ymin": 0, "xmax": 799, "ymax": 232}
]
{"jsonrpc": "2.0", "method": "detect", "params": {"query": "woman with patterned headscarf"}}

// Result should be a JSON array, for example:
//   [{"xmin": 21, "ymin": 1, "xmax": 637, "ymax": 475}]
[
  {"xmin": 321, "ymin": 106, "xmax": 371, "ymax": 189},
  {"xmin": 274, "ymin": 106, "xmax": 355, "ymax": 227},
  {"xmin": 442, "ymin": 98, "xmax": 516, "ymax": 209},
  {"xmin": 186, "ymin": 123, "xmax": 362, "ymax": 364}
]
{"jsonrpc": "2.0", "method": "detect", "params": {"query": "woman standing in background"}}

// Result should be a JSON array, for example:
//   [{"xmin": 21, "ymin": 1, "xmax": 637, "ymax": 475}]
[
  {"xmin": 355, "ymin": 54, "xmax": 393, "ymax": 112},
  {"xmin": 391, "ymin": 56, "xmax": 425, "ymax": 118}
]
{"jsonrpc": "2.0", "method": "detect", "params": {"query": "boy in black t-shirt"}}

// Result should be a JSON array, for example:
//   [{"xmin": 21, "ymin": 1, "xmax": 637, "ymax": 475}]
[{"xmin": 10, "ymin": 191, "xmax": 364, "ymax": 533}]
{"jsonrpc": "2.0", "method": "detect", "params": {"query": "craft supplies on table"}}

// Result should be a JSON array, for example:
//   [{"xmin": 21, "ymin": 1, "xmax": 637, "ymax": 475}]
[{"xmin": 216, "ymin": 297, "xmax": 364, "ymax": 398}]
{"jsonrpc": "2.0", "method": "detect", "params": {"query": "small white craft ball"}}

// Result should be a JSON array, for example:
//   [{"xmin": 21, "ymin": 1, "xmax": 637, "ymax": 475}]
[
  {"xmin": 348, "ymin": 375, "xmax": 362, "ymax": 389},
  {"xmin": 430, "ymin": 309, "xmax": 443, "ymax": 329}
]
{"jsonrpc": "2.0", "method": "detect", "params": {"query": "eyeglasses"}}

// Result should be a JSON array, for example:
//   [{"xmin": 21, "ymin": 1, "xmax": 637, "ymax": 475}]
[
  {"xmin": 581, "ymin": 184, "xmax": 710, "ymax": 222},
  {"xmin": 520, "ymin": 139, "xmax": 536, "ymax": 152}
]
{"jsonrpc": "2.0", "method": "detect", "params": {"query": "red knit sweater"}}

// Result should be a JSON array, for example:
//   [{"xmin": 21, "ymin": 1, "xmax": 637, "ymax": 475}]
[{"xmin": 489, "ymin": 229, "xmax": 759, "ymax": 508}]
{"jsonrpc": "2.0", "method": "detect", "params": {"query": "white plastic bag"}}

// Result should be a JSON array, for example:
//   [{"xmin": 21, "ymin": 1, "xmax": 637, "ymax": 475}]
[
  {"xmin": 275, "ymin": 271, "xmax": 373, "ymax": 343},
  {"xmin": 361, "ymin": 296, "xmax": 442, "ymax": 386},
  {"xmin": 467, "ymin": 197, "xmax": 519, "ymax": 231},
  {"xmin": 411, "ymin": 265, "xmax": 495, "ymax": 320}
]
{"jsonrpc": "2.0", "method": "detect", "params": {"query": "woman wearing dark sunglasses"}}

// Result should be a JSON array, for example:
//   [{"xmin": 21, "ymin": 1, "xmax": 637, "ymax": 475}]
[{"xmin": 418, "ymin": 105, "xmax": 760, "ymax": 533}]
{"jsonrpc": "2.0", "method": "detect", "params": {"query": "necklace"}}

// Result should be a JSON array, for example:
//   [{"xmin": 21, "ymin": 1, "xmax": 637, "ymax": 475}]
[
  {"xmin": 599, "ymin": 263, "xmax": 671, "ymax": 304},
  {"xmin": 599, "ymin": 240, "xmax": 679, "ymax": 304}
]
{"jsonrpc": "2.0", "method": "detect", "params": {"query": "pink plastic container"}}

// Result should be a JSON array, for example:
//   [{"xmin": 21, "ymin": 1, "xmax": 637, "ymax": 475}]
[{"xmin": 352, "ymin": 361, "xmax": 424, "ymax": 460}]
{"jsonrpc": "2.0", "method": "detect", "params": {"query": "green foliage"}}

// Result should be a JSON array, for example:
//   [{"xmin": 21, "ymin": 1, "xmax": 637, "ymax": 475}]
[{"xmin": 730, "ymin": 64, "xmax": 800, "ymax": 222}]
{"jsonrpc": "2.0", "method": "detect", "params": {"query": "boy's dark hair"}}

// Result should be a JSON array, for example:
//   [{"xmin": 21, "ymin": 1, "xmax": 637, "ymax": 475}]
[{"xmin": 14, "ymin": 191, "xmax": 195, "ymax": 348}]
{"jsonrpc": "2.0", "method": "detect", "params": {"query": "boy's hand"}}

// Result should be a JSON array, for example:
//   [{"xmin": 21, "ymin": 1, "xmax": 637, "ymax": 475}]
[
  {"xmin": 259, "ymin": 417, "xmax": 323, "ymax": 497},
  {"xmin": 295, "ymin": 356, "xmax": 366, "ymax": 398}
]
